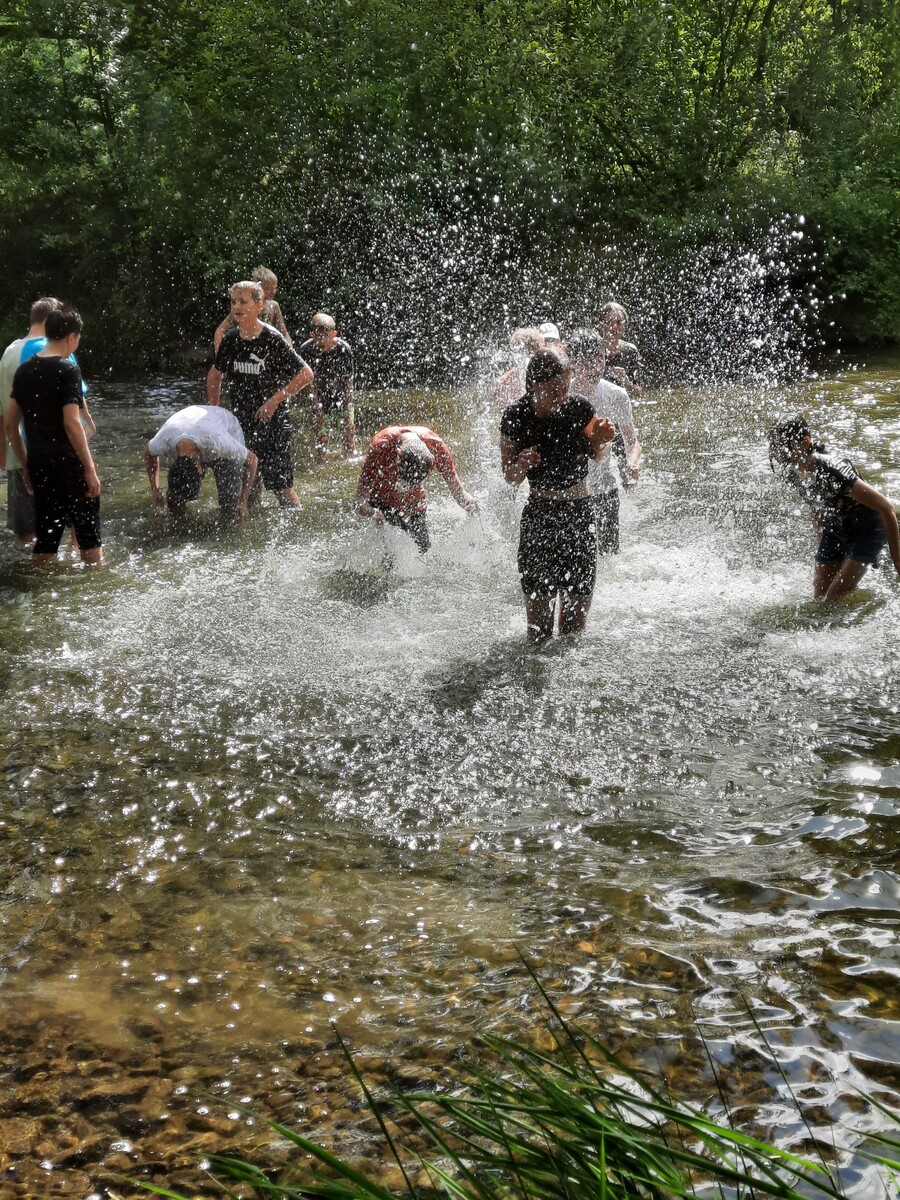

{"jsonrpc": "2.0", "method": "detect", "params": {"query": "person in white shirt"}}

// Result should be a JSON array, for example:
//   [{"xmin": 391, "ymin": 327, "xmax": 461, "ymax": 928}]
[
  {"xmin": 568, "ymin": 329, "xmax": 641, "ymax": 556},
  {"xmin": 144, "ymin": 405, "xmax": 258, "ymax": 524}
]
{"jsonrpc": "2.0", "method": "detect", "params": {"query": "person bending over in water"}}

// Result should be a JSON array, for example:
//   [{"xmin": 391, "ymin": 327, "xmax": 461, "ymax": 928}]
[
  {"xmin": 207, "ymin": 280, "xmax": 312, "ymax": 509},
  {"xmin": 356, "ymin": 425, "xmax": 478, "ymax": 553},
  {"xmin": 145, "ymin": 405, "xmax": 258, "ymax": 524},
  {"xmin": 768, "ymin": 415, "xmax": 900, "ymax": 602},
  {"xmin": 500, "ymin": 346, "xmax": 615, "ymax": 641}
]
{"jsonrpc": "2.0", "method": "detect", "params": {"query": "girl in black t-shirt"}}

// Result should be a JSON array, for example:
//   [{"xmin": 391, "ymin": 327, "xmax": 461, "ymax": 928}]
[
  {"xmin": 500, "ymin": 348, "xmax": 614, "ymax": 641},
  {"xmin": 768, "ymin": 415, "xmax": 900, "ymax": 601}
]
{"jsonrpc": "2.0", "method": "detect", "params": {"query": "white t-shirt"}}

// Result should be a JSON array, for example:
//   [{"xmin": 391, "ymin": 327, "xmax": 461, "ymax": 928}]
[
  {"xmin": 589, "ymin": 379, "xmax": 636, "ymax": 493},
  {"xmin": 148, "ymin": 405, "xmax": 248, "ymax": 464}
]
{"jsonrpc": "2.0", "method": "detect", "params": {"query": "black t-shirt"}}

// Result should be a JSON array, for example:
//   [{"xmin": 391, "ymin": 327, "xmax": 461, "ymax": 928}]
[
  {"xmin": 299, "ymin": 338, "xmax": 354, "ymax": 412},
  {"xmin": 214, "ymin": 326, "xmax": 308, "ymax": 423},
  {"xmin": 500, "ymin": 394, "xmax": 595, "ymax": 490},
  {"xmin": 783, "ymin": 452, "xmax": 861, "ymax": 522},
  {"xmin": 605, "ymin": 340, "xmax": 641, "ymax": 384},
  {"xmin": 11, "ymin": 355, "xmax": 84, "ymax": 463}
]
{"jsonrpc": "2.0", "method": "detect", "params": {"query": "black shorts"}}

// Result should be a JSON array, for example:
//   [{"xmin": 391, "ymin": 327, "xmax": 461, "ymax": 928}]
[
  {"xmin": 30, "ymin": 458, "xmax": 101, "ymax": 555},
  {"xmin": 816, "ymin": 508, "xmax": 886, "ymax": 567},
  {"xmin": 372, "ymin": 499, "xmax": 430, "ymax": 553},
  {"xmin": 235, "ymin": 406, "xmax": 293, "ymax": 492},
  {"xmin": 518, "ymin": 497, "xmax": 596, "ymax": 597},
  {"xmin": 592, "ymin": 488, "xmax": 620, "ymax": 556}
]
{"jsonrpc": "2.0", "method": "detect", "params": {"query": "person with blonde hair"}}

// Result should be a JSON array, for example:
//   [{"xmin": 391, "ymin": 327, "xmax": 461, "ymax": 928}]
[
  {"xmin": 207, "ymin": 281, "xmax": 312, "ymax": 508},
  {"xmin": 213, "ymin": 266, "xmax": 292, "ymax": 349}
]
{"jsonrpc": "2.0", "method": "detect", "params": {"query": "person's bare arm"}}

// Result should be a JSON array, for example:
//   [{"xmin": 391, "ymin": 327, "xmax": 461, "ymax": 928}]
[
  {"xmin": 4, "ymin": 397, "xmax": 26, "ymax": 487},
  {"xmin": 852, "ymin": 480, "xmax": 900, "ymax": 575},
  {"xmin": 619, "ymin": 419, "xmax": 641, "ymax": 487},
  {"xmin": 439, "ymin": 462, "xmax": 478, "ymax": 513},
  {"xmin": 355, "ymin": 459, "xmax": 383, "ymax": 521},
  {"xmin": 584, "ymin": 416, "xmax": 616, "ymax": 461},
  {"xmin": 255, "ymin": 365, "xmax": 314, "ymax": 423},
  {"xmin": 213, "ymin": 316, "xmax": 233, "ymax": 352},
  {"xmin": 235, "ymin": 451, "xmax": 258, "ymax": 523},
  {"xmin": 81, "ymin": 398, "xmax": 97, "ymax": 441},
  {"xmin": 144, "ymin": 448, "xmax": 164, "ymax": 509},
  {"xmin": 207, "ymin": 366, "xmax": 224, "ymax": 406},
  {"xmin": 501, "ymin": 435, "xmax": 540, "ymax": 486},
  {"xmin": 62, "ymin": 404, "xmax": 100, "ymax": 497},
  {"xmin": 271, "ymin": 303, "xmax": 292, "ymax": 345}
]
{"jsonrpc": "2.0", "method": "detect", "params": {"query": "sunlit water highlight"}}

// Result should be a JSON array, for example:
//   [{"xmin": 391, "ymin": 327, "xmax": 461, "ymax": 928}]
[{"xmin": 0, "ymin": 359, "xmax": 898, "ymax": 1195}]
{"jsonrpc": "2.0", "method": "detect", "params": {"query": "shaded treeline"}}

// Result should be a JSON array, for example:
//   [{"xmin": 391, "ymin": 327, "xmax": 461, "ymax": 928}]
[{"xmin": 2, "ymin": 0, "xmax": 899, "ymax": 378}]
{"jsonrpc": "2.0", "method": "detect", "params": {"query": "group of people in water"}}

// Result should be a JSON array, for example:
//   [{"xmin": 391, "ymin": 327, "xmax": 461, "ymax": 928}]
[{"xmin": 2, "ymin": 281, "xmax": 899, "ymax": 640}]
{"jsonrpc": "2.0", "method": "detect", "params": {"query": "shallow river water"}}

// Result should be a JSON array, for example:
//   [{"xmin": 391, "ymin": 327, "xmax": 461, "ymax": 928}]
[{"xmin": 1, "ymin": 357, "xmax": 899, "ymax": 1197}]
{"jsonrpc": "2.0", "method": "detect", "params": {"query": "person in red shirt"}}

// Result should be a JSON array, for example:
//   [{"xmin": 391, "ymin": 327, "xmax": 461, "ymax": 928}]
[{"xmin": 355, "ymin": 425, "xmax": 478, "ymax": 552}]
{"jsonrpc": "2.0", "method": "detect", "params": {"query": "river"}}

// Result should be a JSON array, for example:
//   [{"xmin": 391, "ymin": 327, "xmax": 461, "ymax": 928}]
[{"xmin": 1, "ymin": 355, "xmax": 898, "ymax": 1198}]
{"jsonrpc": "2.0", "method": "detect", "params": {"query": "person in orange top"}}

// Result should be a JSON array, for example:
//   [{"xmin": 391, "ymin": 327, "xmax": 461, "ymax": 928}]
[{"xmin": 355, "ymin": 425, "xmax": 478, "ymax": 553}]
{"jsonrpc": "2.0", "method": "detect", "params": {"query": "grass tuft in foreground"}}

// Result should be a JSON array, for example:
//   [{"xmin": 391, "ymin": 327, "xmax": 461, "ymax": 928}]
[{"xmin": 139, "ymin": 982, "xmax": 900, "ymax": 1200}]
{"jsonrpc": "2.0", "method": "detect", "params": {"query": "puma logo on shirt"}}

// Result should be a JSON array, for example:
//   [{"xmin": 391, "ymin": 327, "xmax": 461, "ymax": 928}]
[{"xmin": 233, "ymin": 354, "xmax": 265, "ymax": 375}]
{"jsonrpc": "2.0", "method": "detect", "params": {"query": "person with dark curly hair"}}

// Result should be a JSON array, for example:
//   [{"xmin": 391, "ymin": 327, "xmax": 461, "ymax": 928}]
[{"xmin": 768, "ymin": 414, "xmax": 900, "ymax": 601}]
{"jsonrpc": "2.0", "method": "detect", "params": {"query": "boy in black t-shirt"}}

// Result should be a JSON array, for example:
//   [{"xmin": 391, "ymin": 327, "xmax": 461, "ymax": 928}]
[
  {"xmin": 768, "ymin": 415, "xmax": 900, "ymax": 601},
  {"xmin": 5, "ymin": 307, "xmax": 103, "ymax": 564},
  {"xmin": 207, "ymin": 281, "xmax": 313, "ymax": 508},
  {"xmin": 299, "ymin": 313, "xmax": 356, "ymax": 458}
]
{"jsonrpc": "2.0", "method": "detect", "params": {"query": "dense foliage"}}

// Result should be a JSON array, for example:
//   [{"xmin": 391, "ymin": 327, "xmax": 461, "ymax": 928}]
[{"xmin": 2, "ymin": 0, "xmax": 899, "ymax": 371}]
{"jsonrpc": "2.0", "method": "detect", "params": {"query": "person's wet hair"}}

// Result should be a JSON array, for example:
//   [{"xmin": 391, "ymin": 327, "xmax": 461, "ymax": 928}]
[
  {"xmin": 600, "ymin": 301, "xmax": 628, "ymax": 325},
  {"xmin": 230, "ymin": 280, "xmax": 264, "ymax": 302},
  {"xmin": 525, "ymin": 346, "xmax": 570, "ymax": 390},
  {"xmin": 509, "ymin": 326, "xmax": 544, "ymax": 356},
  {"xmin": 397, "ymin": 439, "xmax": 434, "ymax": 485},
  {"xmin": 30, "ymin": 297, "xmax": 61, "ymax": 325},
  {"xmin": 44, "ymin": 307, "xmax": 83, "ymax": 340},
  {"xmin": 168, "ymin": 455, "xmax": 203, "ymax": 505},
  {"xmin": 566, "ymin": 328, "xmax": 605, "ymax": 363},
  {"xmin": 767, "ymin": 415, "xmax": 820, "ymax": 473}
]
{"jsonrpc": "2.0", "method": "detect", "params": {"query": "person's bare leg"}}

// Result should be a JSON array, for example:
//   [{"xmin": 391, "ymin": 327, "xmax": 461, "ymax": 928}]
[
  {"xmin": 276, "ymin": 488, "xmax": 300, "ymax": 508},
  {"xmin": 822, "ymin": 558, "xmax": 868, "ymax": 602},
  {"xmin": 313, "ymin": 405, "xmax": 327, "ymax": 459},
  {"xmin": 524, "ymin": 595, "xmax": 555, "ymax": 642},
  {"xmin": 559, "ymin": 591, "xmax": 592, "ymax": 636},
  {"xmin": 80, "ymin": 547, "xmax": 103, "ymax": 565},
  {"xmin": 813, "ymin": 562, "xmax": 840, "ymax": 599}
]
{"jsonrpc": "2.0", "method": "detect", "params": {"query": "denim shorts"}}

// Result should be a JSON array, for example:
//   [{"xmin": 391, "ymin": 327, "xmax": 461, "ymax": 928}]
[{"xmin": 816, "ymin": 507, "xmax": 886, "ymax": 567}]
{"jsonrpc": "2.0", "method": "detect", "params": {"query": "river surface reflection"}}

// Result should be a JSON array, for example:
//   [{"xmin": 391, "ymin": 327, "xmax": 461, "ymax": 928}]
[{"xmin": 1, "ymin": 358, "xmax": 899, "ymax": 1196}]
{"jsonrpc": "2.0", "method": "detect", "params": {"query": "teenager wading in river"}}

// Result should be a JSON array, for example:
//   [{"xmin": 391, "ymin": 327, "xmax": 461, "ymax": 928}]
[
  {"xmin": 768, "ymin": 414, "xmax": 900, "ymax": 601},
  {"xmin": 500, "ymin": 347, "xmax": 615, "ymax": 641}
]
